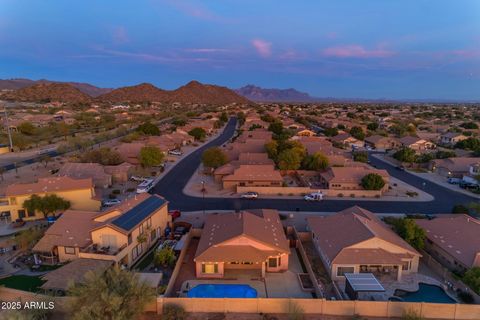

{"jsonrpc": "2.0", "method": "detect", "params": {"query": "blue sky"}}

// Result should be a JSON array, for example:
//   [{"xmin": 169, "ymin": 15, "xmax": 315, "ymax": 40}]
[{"xmin": 1, "ymin": 0, "xmax": 479, "ymax": 100}]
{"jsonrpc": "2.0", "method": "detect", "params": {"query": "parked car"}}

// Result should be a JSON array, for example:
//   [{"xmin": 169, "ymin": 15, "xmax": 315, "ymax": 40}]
[
  {"xmin": 395, "ymin": 166, "xmax": 406, "ymax": 171},
  {"xmin": 136, "ymin": 179, "xmax": 155, "ymax": 193},
  {"xmin": 103, "ymin": 199, "xmax": 122, "ymax": 207},
  {"xmin": 168, "ymin": 149, "xmax": 183, "ymax": 156},
  {"xmin": 460, "ymin": 181, "xmax": 479, "ymax": 190},
  {"xmin": 130, "ymin": 175, "xmax": 146, "ymax": 182},
  {"xmin": 447, "ymin": 177, "xmax": 462, "ymax": 184},
  {"xmin": 240, "ymin": 192, "xmax": 258, "ymax": 199},
  {"xmin": 168, "ymin": 210, "xmax": 181, "ymax": 220},
  {"xmin": 11, "ymin": 218, "xmax": 25, "ymax": 228},
  {"xmin": 304, "ymin": 192, "xmax": 323, "ymax": 201}
]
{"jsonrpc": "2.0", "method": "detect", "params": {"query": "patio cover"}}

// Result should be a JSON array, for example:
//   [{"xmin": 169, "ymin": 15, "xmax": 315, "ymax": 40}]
[{"xmin": 344, "ymin": 273, "xmax": 385, "ymax": 300}]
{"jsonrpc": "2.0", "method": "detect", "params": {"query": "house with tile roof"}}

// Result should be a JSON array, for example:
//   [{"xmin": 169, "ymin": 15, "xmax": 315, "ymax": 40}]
[
  {"xmin": 399, "ymin": 136, "xmax": 436, "ymax": 152},
  {"xmin": 307, "ymin": 206, "xmax": 421, "ymax": 281},
  {"xmin": 0, "ymin": 177, "xmax": 101, "ymax": 221},
  {"xmin": 416, "ymin": 215, "xmax": 480, "ymax": 272},
  {"xmin": 222, "ymin": 164, "xmax": 283, "ymax": 190},
  {"xmin": 429, "ymin": 157, "xmax": 480, "ymax": 178},
  {"xmin": 364, "ymin": 135, "xmax": 400, "ymax": 151},
  {"xmin": 320, "ymin": 167, "xmax": 390, "ymax": 193},
  {"xmin": 33, "ymin": 194, "xmax": 170, "ymax": 267},
  {"xmin": 194, "ymin": 209, "xmax": 290, "ymax": 278}
]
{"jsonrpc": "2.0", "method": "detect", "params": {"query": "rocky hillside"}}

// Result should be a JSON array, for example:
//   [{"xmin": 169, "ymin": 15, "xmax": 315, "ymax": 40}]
[
  {"xmin": 235, "ymin": 84, "xmax": 314, "ymax": 102},
  {"xmin": 0, "ymin": 78, "xmax": 112, "ymax": 97},
  {"xmin": 97, "ymin": 81, "xmax": 250, "ymax": 105},
  {"xmin": 96, "ymin": 83, "xmax": 169, "ymax": 103},
  {"xmin": 3, "ymin": 83, "xmax": 92, "ymax": 103}
]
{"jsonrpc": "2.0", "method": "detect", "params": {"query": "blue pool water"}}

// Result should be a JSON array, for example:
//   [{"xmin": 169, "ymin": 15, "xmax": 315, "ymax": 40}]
[
  {"xmin": 187, "ymin": 284, "xmax": 258, "ymax": 298},
  {"xmin": 394, "ymin": 283, "xmax": 455, "ymax": 303}
]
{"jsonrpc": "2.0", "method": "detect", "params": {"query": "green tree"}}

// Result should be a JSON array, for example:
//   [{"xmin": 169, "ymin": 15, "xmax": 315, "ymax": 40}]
[
  {"xmin": 393, "ymin": 147, "xmax": 416, "ymax": 163},
  {"xmin": 265, "ymin": 140, "xmax": 279, "ymax": 160},
  {"xmin": 219, "ymin": 112, "xmax": 228, "ymax": 122},
  {"xmin": 12, "ymin": 132, "xmax": 30, "ymax": 150},
  {"xmin": 452, "ymin": 204, "xmax": 469, "ymax": 214},
  {"xmin": 456, "ymin": 137, "xmax": 480, "ymax": 150},
  {"xmin": 202, "ymin": 147, "xmax": 227, "ymax": 169},
  {"xmin": 68, "ymin": 266, "xmax": 155, "ymax": 320},
  {"xmin": 463, "ymin": 267, "xmax": 480, "ymax": 294},
  {"xmin": 14, "ymin": 228, "xmax": 44, "ymax": 251},
  {"xmin": 154, "ymin": 247, "xmax": 176, "ymax": 267},
  {"xmin": 367, "ymin": 122, "xmax": 379, "ymax": 131},
  {"xmin": 137, "ymin": 122, "xmax": 160, "ymax": 135},
  {"xmin": 460, "ymin": 122, "xmax": 479, "ymax": 129},
  {"xmin": 361, "ymin": 173, "xmax": 386, "ymax": 190},
  {"xmin": 323, "ymin": 127, "xmax": 338, "ymax": 137},
  {"xmin": 17, "ymin": 122, "xmax": 36, "ymax": 136},
  {"xmin": 393, "ymin": 218, "xmax": 426, "ymax": 250},
  {"xmin": 350, "ymin": 126, "xmax": 365, "ymax": 140},
  {"xmin": 302, "ymin": 152, "xmax": 329, "ymax": 171},
  {"xmin": 139, "ymin": 146, "xmax": 164, "ymax": 168},
  {"xmin": 278, "ymin": 149, "xmax": 302, "ymax": 170},
  {"xmin": 23, "ymin": 194, "xmax": 71, "ymax": 218},
  {"xmin": 353, "ymin": 151, "xmax": 368, "ymax": 163},
  {"xmin": 268, "ymin": 121, "xmax": 284, "ymax": 135},
  {"xmin": 236, "ymin": 111, "xmax": 246, "ymax": 125},
  {"xmin": 172, "ymin": 117, "xmax": 187, "ymax": 127},
  {"xmin": 80, "ymin": 147, "xmax": 123, "ymax": 165},
  {"xmin": 188, "ymin": 127, "xmax": 207, "ymax": 141}
]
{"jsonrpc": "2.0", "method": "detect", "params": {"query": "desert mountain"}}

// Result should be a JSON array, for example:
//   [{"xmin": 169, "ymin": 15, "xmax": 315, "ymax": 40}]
[
  {"xmin": 235, "ymin": 84, "xmax": 314, "ymax": 102},
  {"xmin": 0, "ymin": 78, "xmax": 112, "ymax": 97},
  {"xmin": 3, "ymin": 83, "xmax": 92, "ymax": 103},
  {"xmin": 97, "ymin": 80, "xmax": 250, "ymax": 105},
  {"xmin": 96, "ymin": 83, "xmax": 169, "ymax": 103}
]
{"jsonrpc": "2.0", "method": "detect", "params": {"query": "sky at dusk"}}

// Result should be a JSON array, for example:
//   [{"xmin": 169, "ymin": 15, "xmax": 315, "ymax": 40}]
[{"xmin": 1, "ymin": 0, "xmax": 479, "ymax": 100}]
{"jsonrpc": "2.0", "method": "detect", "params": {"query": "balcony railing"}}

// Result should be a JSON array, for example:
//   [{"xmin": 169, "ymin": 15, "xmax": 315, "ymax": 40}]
[{"xmin": 80, "ymin": 243, "xmax": 128, "ymax": 256}]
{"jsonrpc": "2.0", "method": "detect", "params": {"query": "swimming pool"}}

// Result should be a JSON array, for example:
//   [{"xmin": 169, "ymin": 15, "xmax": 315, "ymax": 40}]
[
  {"xmin": 187, "ymin": 284, "xmax": 258, "ymax": 298},
  {"xmin": 394, "ymin": 283, "xmax": 456, "ymax": 303}
]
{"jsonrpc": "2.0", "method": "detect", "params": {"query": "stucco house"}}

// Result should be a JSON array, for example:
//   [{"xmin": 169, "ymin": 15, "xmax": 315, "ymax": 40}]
[
  {"xmin": 0, "ymin": 177, "xmax": 101, "ymax": 221},
  {"xmin": 364, "ymin": 135, "xmax": 400, "ymax": 151},
  {"xmin": 307, "ymin": 206, "xmax": 421, "ymax": 281},
  {"xmin": 222, "ymin": 164, "xmax": 283, "ymax": 190},
  {"xmin": 416, "ymin": 215, "xmax": 480, "ymax": 273},
  {"xmin": 439, "ymin": 132, "xmax": 468, "ymax": 146},
  {"xmin": 399, "ymin": 136, "xmax": 436, "ymax": 152},
  {"xmin": 194, "ymin": 209, "xmax": 290, "ymax": 278},
  {"xmin": 429, "ymin": 157, "xmax": 480, "ymax": 178},
  {"xmin": 33, "ymin": 194, "xmax": 171, "ymax": 267},
  {"xmin": 320, "ymin": 167, "xmax": 390, "ymax": 193}
]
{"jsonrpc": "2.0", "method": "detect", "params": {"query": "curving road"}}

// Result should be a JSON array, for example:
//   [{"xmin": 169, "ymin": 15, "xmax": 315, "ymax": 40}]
[{"xmin": 152, "ymin": 118, "xmax": 478, "ymax": 214}]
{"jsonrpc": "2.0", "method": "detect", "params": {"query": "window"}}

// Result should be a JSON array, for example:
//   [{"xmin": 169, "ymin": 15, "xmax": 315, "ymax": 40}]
[
  {"xmin": 64, "ymin": 247, "xmax": 75, "ymax": 255},
  {"xmin": 128, "ymin": 234, "xmax": 132, "ymax": 245},
  {"xmin": 402, "ymin": 261, "xmax": 411, "ymax": 271},
  {"xmin": 17, "ymin": 210, "xmax": 26, "ymax": 219},
  {"xmin": 336, "ymin": 266, "xmax": 354, "ymax": 277},
  {"xmin": 150, "ymin": 229, "xmax": 156, "ymax": 242},
  {"xmin": 201, "ymin": 263, "xmax": 218, "ymax": 274},
  {"xmin": 139, "ymin": 224, "xmax": 144, "ymax": 235},
  {"xmin": 268, "ymin": 257, "xmax": 278, "ymax": 268},
  {"xmin": 27, "ymin": 209, "xmax": 35, "ymax": 217},
  {"xmin": 9, "ymin": 197, "xmax": 16, "ymax": 205},
  {"xmin": 132, "ymin": 243, "xmax": 143, "ymax": 260}
]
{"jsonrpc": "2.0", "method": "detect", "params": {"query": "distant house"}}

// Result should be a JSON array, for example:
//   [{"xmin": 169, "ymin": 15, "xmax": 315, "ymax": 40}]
[
  {"xmin": 225, "ymin": 140, "xmax": 267, "ymax": 161},
  {"xmin": 364, "ymin": 135, "xmax": 399, "ymax": 151},
  {"xmin": 33, "ymin": 194, "xmax": 171, "ymax": 267},
  {"xmin": 416, "ymin": 215, "xmax": 480, "ymax": 272},
  {"xmin": 307, "ymin": 206, "xmax": 421, "ymax": 281},
  {"xmin": 439, "ymin": 132, "xmax": 468, "ymax": 146},
  {"xmin": 399, "ymin": 136, "xmax": 435, "ymax": 152},
  {"xmin": 222, "ymin": 164, "xmax": 283, "ymax": 190},
  {"xmin": 320, "ymin": 167, "xmax": 390, "ymax": 193},
  {"xmin": 429, "ymin": 157, "xmax": 480, "ymax": 178},
  {"xmin": 0, "ymin": 177, "xmax": 101, "ymax": 221},
  {"xmin": 58, "ymin": 163, "xmax": 112, "ymax": 188},
  {"xmin": 296, "ymin": 129, "xmax": 316, "ymax": 137},
  {"xmin": 330, "ymin": 133, "xmax": 364, "ymax": 148},
  {"xmin": 194, "ymin": 209, "xmax": 289, "ymax": 278},
  {"xmin": 113, "ymin": 142, "xmax": 145, "ymax": 165}
]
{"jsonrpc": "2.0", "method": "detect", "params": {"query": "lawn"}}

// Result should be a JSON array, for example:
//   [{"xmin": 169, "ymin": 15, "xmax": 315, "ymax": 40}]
[{"xmin": 0, "ymin": 275, "xmax": 46, "ymax": 292}]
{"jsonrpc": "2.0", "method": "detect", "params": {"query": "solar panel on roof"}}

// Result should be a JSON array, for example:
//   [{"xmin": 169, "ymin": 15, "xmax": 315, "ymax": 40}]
[
  {"xmin": 344, "ymin": 273, "xmax": 385, "ymax": 292},
  {"xmin": 112, "ymin": 196, "xmax": 166, "ymax": 231}
]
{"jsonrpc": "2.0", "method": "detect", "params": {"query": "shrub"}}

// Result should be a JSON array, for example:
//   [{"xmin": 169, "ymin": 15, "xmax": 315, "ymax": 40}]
[
  {"xmin": 402, "ymin": 310, "xmax": 424, "ymax": 320},
  {"xmin": 154, "ymin": 247, "xmax": 176, "ymax": 267},
  {"xmin": 361, "ymin": 173, "xmax": 386, "ymax": 190},
  {"xmin": 163, "ymin": 304, "xmax": 186, "ymax": 320},
  {"xmin": 338, "ymin": 193, "xmax": 344, "ymax": 197},
  {"xmin": 288, "ymin": 301, "xmax": 304, "ymax": 320},
  {"xmin": 112, "ymin": 189, "xmax": 121, "ymax": 195},
  {"xmin": 458, "ymin": 290, "xmax": 474, "ymax": 304},
  {"xmin": 452, "ymin": 204, "xmax": 469, "ymax": 214}
]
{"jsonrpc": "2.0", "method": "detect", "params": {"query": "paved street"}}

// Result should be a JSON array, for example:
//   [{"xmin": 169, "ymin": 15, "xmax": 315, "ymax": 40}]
[{"xmin": 154, "ymin": 117, "xmax": 479, "ymax": 214}]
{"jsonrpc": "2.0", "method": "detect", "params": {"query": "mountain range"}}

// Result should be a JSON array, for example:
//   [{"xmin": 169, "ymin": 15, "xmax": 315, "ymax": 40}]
[
  {"xmin": 0, "ymin": 79, "xmax": 250, "ymax": 105},
  {"xmin": 234, "ymin": 84, "xmax": 315, "ymax": 102}
]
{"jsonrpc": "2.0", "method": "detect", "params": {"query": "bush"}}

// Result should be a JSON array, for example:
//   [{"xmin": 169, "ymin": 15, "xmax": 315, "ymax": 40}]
[
  {"xmin": 452, "ymin": 204, "xmax": 469, "ymax": 214},
  {"xmin": 154, "ymin": 247, "xmax": 176, "ymax": 267},
  {"xmin": 202, "ymin": 147, "xmax": 227, "ymax": 169},
  {"xmin": 462, "ymin": 267, "xmax": 480, "ymax": 294},
  {"xmin": 163, "ymin": 304, "xmax": 186, "ymax": 320},
  {"xmin": 288, "ymin": 301, "xmax": 304, "ymax": 320},
  {"xmin": 361, "ymin": 173, "xmax": 386, "ymax": 190},
  {"xmin": 112, "ymin": 189, "xmax": 121, "ymax": 195},
  {"xmin": 458, "ymin": 290, "xmax": 474, "ymax": 304},
  {"xmin": 402, "ymin": 310, "xmax": 424, "ymax": 320}
]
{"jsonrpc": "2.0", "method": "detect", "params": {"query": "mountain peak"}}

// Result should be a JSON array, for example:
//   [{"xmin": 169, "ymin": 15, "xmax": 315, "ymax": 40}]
[{"xmin": 235, "ymin": 85, "xmax": 313, "ymax": 102}]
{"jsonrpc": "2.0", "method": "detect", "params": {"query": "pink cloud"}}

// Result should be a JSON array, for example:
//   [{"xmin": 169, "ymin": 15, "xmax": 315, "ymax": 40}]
[
  {"xmin": 451, "ymin": 49, "xmax": 480, "ymax": 58},
  {"xmin": 184, "ymin": 48, "xmax": 231, "ymax": 53},
  {"xmin": 326, "ymin": 32, "xmax": 338, "ymax": 40},
  {"xmin": 323, "ymin": 44, "xmax": 395, "ymax": 58},
  {"xmin": 252, "ymin": 39, "xmax": 272, "ymax": 57}
]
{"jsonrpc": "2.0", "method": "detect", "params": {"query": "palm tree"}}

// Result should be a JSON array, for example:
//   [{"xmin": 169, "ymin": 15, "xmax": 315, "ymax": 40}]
[{"xmin": 68, "ymin": 266, "xmax": 155, "ymax": 320}]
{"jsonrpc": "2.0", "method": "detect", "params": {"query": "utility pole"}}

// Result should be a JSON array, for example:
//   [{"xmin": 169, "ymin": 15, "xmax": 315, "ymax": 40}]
[{"xmin": 3, "ymin": 106, "xmax": 14, "ymax": 152}]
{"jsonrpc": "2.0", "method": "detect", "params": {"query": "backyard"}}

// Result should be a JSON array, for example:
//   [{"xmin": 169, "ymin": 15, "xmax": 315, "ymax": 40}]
[{"xmin": 0, "ymin": 275, "xmax": 45, "ymax": 292}]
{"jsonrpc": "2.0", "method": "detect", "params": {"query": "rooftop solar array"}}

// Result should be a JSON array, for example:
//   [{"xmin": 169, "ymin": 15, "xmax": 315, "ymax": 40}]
[
  {"xmin": 344, "ymin": 273, "xmax": 385, "ymax": 292},
  {"xmin": 112, "ymin": 196, "xmax": 166, "ymax": 232}
]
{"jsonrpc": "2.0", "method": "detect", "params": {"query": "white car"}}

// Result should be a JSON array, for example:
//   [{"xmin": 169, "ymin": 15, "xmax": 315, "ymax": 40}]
[
  {"xmin": 103, "ymin": 199, "xmax": 121, "ymax": 207},
  {"xmin": 130, "ymin": 175, "xmax": 146, "ymax": 182},
  {"xmin": 168, "ymin": 149, "xmax": 183, "ymax": 156},
  {"xmin": 304, "ymin": 192, "xmax": 323, "ymax": 201},
  {"xmin": 240, "ymin": 192, "xmax": 258, "ymax": 199}
]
